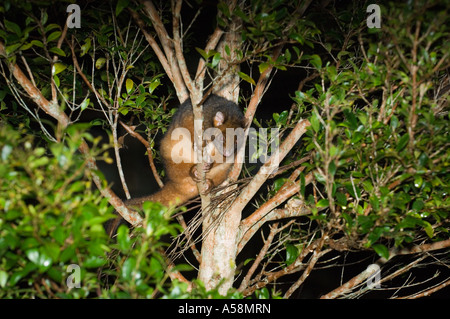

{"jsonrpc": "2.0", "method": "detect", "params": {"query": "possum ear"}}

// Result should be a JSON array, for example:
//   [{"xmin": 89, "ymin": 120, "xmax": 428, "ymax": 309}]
[{"xmin": 213, "ymin": 111, "xmax": 225, "ymax": 127}]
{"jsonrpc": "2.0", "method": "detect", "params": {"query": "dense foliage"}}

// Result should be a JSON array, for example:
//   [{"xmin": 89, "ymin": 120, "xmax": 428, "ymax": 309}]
[
  {"xmin": 298, "ymin": 2, "xmax": 449, "ymax": 259},
  {"xmin": 0, "ymin": 0, "xmax": 448, "ymax": 298},
  {"xmin": 0, "ymin": 123, "xmax": 192, "ymax": 298}
]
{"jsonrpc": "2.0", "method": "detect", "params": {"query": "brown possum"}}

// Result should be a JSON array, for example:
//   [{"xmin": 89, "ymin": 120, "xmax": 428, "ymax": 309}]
[{"xmin": 125, "ymin": 94, "xmax": 246, "ymax": 208}]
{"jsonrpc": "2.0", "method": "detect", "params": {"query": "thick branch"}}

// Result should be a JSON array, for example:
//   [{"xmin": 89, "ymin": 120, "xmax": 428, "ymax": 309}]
[
  {"xmin": 231, "ymin": 118, "xmax": 310, "ymax": 218},
  {"xmin": 393, "ymin": 238, "xmax": 450, "ymax": 256},
  {"xmin": 320, "ymin": 264, "xmax": 381, "ymax": 299},
  {"xmin": 194, "ymin": 27, "xmax": 223, "ymax": 89},
  {"xmin": 229, "ymin": 45, "xmax": 283, "ymax": 181},
  {"xmin": 194, "ymin": 0, "xmax": 237, "ymax": 92},
  {"xmin": 129, "ymin": 8, "xmax": 174, "ymax": 82},
  {"xmin": 172, "ymin": 0, "xmax": 196, "ymax": 96},
  {"xmin": 237, "ymin": 172, "xmax": 313, "ymax": 252},
  {"xmin": 141, "ymin": 0, "xmax": 188, "ymax": 102}
]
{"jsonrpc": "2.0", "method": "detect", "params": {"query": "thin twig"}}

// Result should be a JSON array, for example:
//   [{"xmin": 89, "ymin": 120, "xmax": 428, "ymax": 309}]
[{"xmin": 120, "ymin": 121, "xmax": 164, "ymax": 188}]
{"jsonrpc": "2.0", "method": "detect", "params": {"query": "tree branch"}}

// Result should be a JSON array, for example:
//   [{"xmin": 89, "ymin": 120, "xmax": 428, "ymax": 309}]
[
  {"xmin": 396, "ymin": 278, "xmax": 450, "ymax": 299},
  {"xmin": 140, "ymin": 0, "xmax": 188, "ymax": 102},
  {"xmin": 284, "ymin": 233, "xmax": 328, "ymax": 298},
  {"xmin": 120, "ymin": 121, "xmax": 164, "ymax": 188},
  {"xmin": 237, "ymin": 172, "xmax": 313, "ymax": 252},
  {"xmin": 231, "ymin": 118, "xmax": 310, "ymax": 218},
  {"xmin": 241, "ymin": 237, "xmax": 328, "ymax": 296},
  {"xmin": 0, "ymin": 41, "xmax": 143, "ymax": 227},
  {"xmin": 238, "ymin": 222, "xmax": 280, "ymax": 291},
  {"xmin": 129, "ymin": 8, "xmax": 174, "ymax": 83},
  {"xmin": 320, "ymin": 263, "xmax": 381, "ymax": 299},
  {"xmin": 172, "ymin": 0, "xmax": 197, "ymax": 96},
  {"xmin": 229, "ymin": 45, "xmax": 283, "ymax": 181}
]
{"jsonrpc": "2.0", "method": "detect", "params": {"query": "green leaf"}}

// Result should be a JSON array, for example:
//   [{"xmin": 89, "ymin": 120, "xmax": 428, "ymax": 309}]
[
  {"xmin": 328, "ymin": 161, "xmax": 336, "ymax": 177},
  {"xmin": 20, "ymin": 42, "xmax": 33, "ymax": 51},
  {"xmin": 80, "ymin": 98, "xmax": 90, "ymax": 111},
  {"xmin": 52, "ymin": 62, "xmax": 67, "ymax": 75},
  {"xmin": 48, "ymin": 47, "xmax": 66, "ymax": 56},
  {"xmin": 26, "ymin": 248, "xmax": 40, "ymax": 264},
  {"xmin": 277, "ymin": 110, "xmax": 288, "ymax": 126},
  {"xmin": 0, "ymin": 270, "xmax": 8, "ymax": 288},
  {"xmin": 29, "ymin": 156, "xmax": 49, "ymax": 168},
  {"xmin": 149, "ymin": 78, "xmax": 160, "ymax": 94},
  {"xmin": 337, "ymin": 51, "xmax": 350, "ymax": 60},
  {"xmin": 80, "ymin": 38, "xmax": 91, "ymax": 57},
  {"xmin": 284, "ymin": 48, "xmax": 291, "ymax": 63},
  {"xmin": 126, "ymin": 78, "xmax": 134, "ymax": 94},
  {"xmin": 31, "ymin": 40, "xmax": 44, "ymax": 48},
  {"xmin": 84, "ymin": 255, "xmax": 106, "ymax": 268},
  {"xmin": 258, "ymin": 62, "xmax": 270, "ymax": 74},
  {"xmin": 195, "ymin": 47, "xmax": 208, "ymax": 60},
  {"xmin": 412, "ymin": 199, "xmax": 424, "ymax": 212},
  {"xmin": 317, "ymin": 199, "xmax": 329, "ymax": 208},
  {"xmin": 285, "ymin": 244, "xmax": 298, "ymax": 266},
  {"xmin": 422, "ymin": 221, "xmax": 434, "ymax": 238},
  {"xmin": 47, "ymin": 31, "xmax": 62, "ymax": 42},
  {"xmin": 4, "ymin": 19, "xmax": 21, "ymax": 35},
  {"xmin": 26, "ymin": 248, "xmax": 52, "ymax": 271},
  {"xmin": 41, "ymin": 11, "xmax": 48, "ymax": 25},
  {"xmin": 211, "ymin": 52, "xmax": 221, "ymax": 68},
  {"xmin": 396, "ymin": 133, "xmax": 409, "ymax": 152},
  {"xmin": 336, "ymin": 192, "xmax": 347, "ymax": 207},
  {"xmin": 343, "ymin": 109, "xmax": 358, "ymax": 130},
  {"xmin": 117, "ymin": 224, "xmax": 131, "ymax": 252},
  {"xmin": 372, "ymin": 244, "xmax": 389, "ymax": 259},
  {"xmin": 44, "ymin": 242, "xmax": 60, "ymax": 261},
  {"xmin": 414, "ymin": 175, "xmax": 423, "ymax": 188},
  {"xmin": 224, "ymin": 45, "xmax": 231, "ymax": 56},
  {"xmin": 314, "ymin": 171, "xmax": 327, "ymax": 184},
  {"xmin": 273, "ymin": 178, "xmax": 286, "ymax": 192},
  {"xmin": 116, "ymin": 0, "xmax": 129, "ymax": 16},
  {"xmin": 309, "ymin": 54, "xmax": 322, "ymax": 69},
  {"xmin": 53, "ymin": 75, "xmax": 60, "ymax": 87},
  {"xmin": 256, "ymin": 287, "xmax": 270, "ymax": 299},
  {"xmin": 45, "ymin": 23, "xmax": 60, "ymax": 33},
  {"xmin": 5, "ymin": 43, "xmax": 22, "ymax": 55},
  {"xmin": 299, "ymin": 172, "xmax": 306, "ymax": 198},
  {"xmin": 238, "ymin": 72, "xmax": 256, "ymax": 85},
  {"xmin": 310, "ymin": 111, "xmax": 320, "ymax": 132},
  {"xmin": 243, "ymin": 258, "xmax": 254, "ymax": 266},
  {"xmin": 95, "ymin": 57, "xmax": 106, "ymax": 69}
]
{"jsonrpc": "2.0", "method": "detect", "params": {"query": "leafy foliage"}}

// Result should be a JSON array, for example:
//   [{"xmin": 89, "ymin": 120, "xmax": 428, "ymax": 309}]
[
  {"xmin": 0, "ymin": 0, "xmax": 448, "ymax": 299},
  {"xmin": 0, "ymin": 123, "xmax": 189, "ymax": 298},
  {"xmin": 295, "ymin": 0, "xmax": 449, "ymax": 257}
]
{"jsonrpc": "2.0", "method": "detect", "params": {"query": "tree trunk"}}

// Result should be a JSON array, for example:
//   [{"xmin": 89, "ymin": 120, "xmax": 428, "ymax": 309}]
[{"xmin": 198, "ymin": 16, "xmax": 242, "ymax": 294}]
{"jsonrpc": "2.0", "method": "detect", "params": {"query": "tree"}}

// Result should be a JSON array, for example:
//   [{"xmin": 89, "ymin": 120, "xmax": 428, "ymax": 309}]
[{"xmin": 0, "ymin": 0, "xmax": 449, "ymax": 298}]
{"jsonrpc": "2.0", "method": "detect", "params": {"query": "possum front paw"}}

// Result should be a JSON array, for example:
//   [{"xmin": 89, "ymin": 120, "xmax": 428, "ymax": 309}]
[{"xmin": 189, "ymin": 165, "xmax": 214, "ymax": 193}]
